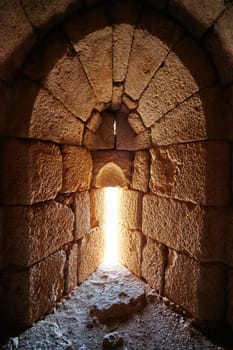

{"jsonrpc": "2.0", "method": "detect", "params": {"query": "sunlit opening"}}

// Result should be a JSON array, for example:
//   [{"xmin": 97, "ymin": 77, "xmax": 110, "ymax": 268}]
[{"xmin": 103, "ymin": 187, "xmax": 120, "ymax": 265}]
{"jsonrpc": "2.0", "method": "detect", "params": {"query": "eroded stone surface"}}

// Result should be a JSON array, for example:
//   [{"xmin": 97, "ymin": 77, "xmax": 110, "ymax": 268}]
[
  {"xmin": 61, "ymin": 146, "xmax": 92, "ymax": 193},
  {"xmin": 78, "ymin": 231, "xmax": 104, "ymax": 284},
  {"xmin": 65, "ymin": 8, "xmax": 112, "ymax": 103},
  {"xmin": 149, "ymin": 142, "xmax": 231, "ymax": 205},
  {"xmin": 164, "ymin": 251, "xmax": 226, "ymax": 325},
  {"xmin": 128, "ymin": 113, "xmax": 147, "ymax": 135},
  {"xmin": 89, "ymin": 265, "xmax": 147, "ymax": 321},
  {"xmin": 84, "ymin": 112, "xmax": 115, "ymax": 150},
  {"xmin": 142, "ymin": 194, "xmax": 228, "ymax": 262},
  {"xmin": 24, "ymin": 33, "xmax": 96, "ymax": 122},
  {"xmin": 0, "ymin": 139, "xmax": 62, "ymax": 205},
  {"xmin": 132, "ymin": 150, "xmax": 150, "ymax": 193},
  {"xmin": 125, "ymin": 11, "xmax": 182, "ymax": 100},
  {"xmin": 169, "ymin": 0, "xmax": 226, "ymax": 38},
  {"xmin": 151, "ymin": 86, "xmax": 228, "ymax": 145},
  {"xmin": 138, "ymin": 37, "xmax": 216, "ymax": 127},
  {"xmin": 86, "ymin": 110, "xmax": 103, "ymax": 132},
  {"xmin": 65, "ymin": 243, "xmax": 78, "ymax": 294},
  {"xmin": 3, "ymin": 201, "xmax": 74, "ymax": 266},
  {"xmin": 74, "ymin": 191, "xmax": 90, "ymax": 240},
  {"xmin": 119, "ymin": 189, "xmax": 142, "ymax": 230},
  {"xmin": 90, "ymin": 189, "xmax": 105, "ymax": 228},
  {"xmin": 142, "ymin": 238, "xmax": 166, "ymax": 293},
  {"xmin": 9, "ymin": 79, "xmax": 84, "ymax": 144},
  {"xmin": 119, "ymin": 227, "xmax": 142, "ymax": 277},
  {"xmin": 0, "ymin": 0, "xmax": 35, "ymax": 81},
  {"xmin": 1, "ymin": 251, "xmax": 66, "ymax": 327}
]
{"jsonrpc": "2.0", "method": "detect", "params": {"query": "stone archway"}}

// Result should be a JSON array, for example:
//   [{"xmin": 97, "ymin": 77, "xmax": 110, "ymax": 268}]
[{"xmin": 0, "ymin": 0, "xmax": 232, "ymax": 331}]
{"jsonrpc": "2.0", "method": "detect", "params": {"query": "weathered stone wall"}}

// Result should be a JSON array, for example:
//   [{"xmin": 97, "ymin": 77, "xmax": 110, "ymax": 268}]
[{"xmin": 0, "ymin": 0, "xmax": 233, "ymax": 331}]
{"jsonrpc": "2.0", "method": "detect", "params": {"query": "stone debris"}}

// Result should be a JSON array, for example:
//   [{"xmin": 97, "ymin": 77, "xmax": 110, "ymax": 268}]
[{"xmin": 102, "ymin": 332, "xmax": 124, "ymax": 349}]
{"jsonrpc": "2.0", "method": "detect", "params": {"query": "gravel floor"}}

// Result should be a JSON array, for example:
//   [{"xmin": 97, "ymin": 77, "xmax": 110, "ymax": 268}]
[{"xmin": 1, "ymin": 264, "xmax": 231, "ymax": 350}]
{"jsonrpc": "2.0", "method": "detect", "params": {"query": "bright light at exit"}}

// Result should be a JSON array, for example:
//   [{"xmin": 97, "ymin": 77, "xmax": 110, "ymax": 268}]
[{"xmin": 103, "ymin": 187, "xmax": 120, "ymax": 265}]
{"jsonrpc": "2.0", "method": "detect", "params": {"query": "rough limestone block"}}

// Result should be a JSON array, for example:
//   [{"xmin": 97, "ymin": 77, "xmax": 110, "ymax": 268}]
[
  {"xmin": 65, "ymin": 7, "xmax": 112, "ymax": 104},
  {"xmin": 228, "ymin": 269, "xmax": 233, "ymax": 330},
  {"xmin": 111, "ymin": 1, "xmax": 140, "ymax": 83},
  {"xmin": 91, "ymin": 150, "xmax": 133, "ymax": 188},
  {"xmin": 90, "ymin": 188, "xmax": 105, "ymax": 228},
  {"xmin": 86, "ymin": 110, "xmax": 103, "ymax": 132},
  {"xmin": 74, "ymin": 191, "xmax": 91, "ymax": 240},
  {"xmin": 112, "ymin": 85, "xmax": 123, "ymax": 111},
  {"xmin": 83, "ymin": 112, "xmax": 115, "ymax": 150},
  {"xmin": 3, "ymin": 201, "xmax": 74, "ymax": 267},
  {"xmin": 25, "ymin": 33, "xmax": 96, "ymax": 122},
  {"xmin": 116, "ymin": 111, "xmax": 152, "ymax": 151},
  {"xmin": 8, "ymin": 79, "xmax": 84, "ymax": 144},
  {"xmin": 169, "ymin": 0, "xmax": 226, "ymax": 38},
  {"xmin": 204, "ymin": 4, "xmax": 233, "ymax": 86},
  {"xmin": 151, "ymin": 86, "xmax": 229, "ymax": 145},
  {"xmin": 149, "ymin": 142, "xmax": 231, "ymax": 205},
  {"xmin": 119, "ymin": 189, "xmax": 142, "ymax": 230},
  {"xmin": 138, "ymin": 37, "xmax": 216, "ymax": 127},
  {"xmin": 61, "ymin": 146, "xmax": 92, "ymax": 193},
  {"xmin": 132, "ymin": 151, "xmax": 150, "ymax": 193},
  {"xmin": 0, "ymin": 0, "xmax": 35, "ymax": 81},
  {"xmin": 78, "ymin": 230, "xmax": 104, "ymax": 284},
  {"xmin": 128, "ymin": 113, "xmax": 147, "ymax": 135},
  {"xmin": 125, "ymin": 11, "xmax": 182, "ymax": 100},
  {"xmin": 119, "ymin": 227, "xmax": 142, "ymax": 277},
  {"xmin": 164, "ymin": 251, "xmax": 226, "ymax": 325},
  {"xmin": 65, "ymin": 243, "xmax": 78, "ymax": 294},
  {"xmin": 142, "ymin": 194, "xmax": 228, "ymax": 262},
  {"xmin": 1, "ymin": 251, "xmax": 66, "ymax": 327},
  {"xmin": 141, "ymin": 238, "xmax": 166, "ymax": 293},
  {"xmin": 0, "ymin": 139, "xmax": 62, "ymax": 205},
  {"xmin": 21, "ymin": 0, "xmax": 82, "ymax": 32},
  {"xmin": 122, "ymin": 95, "xmax": 138, "ymax": 111}
]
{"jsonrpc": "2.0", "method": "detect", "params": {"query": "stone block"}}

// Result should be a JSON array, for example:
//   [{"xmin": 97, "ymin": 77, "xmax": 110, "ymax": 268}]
[
  {"xmin": 204, "ymin": 4, "xmax": 233, "ymax": 86},
  {"xmin": 25, "ymin": 33, "xmax": 96, "ymax": 122},
  {"xmin": 119, "ymin": 227, "xmax": 142, "ymax": 277},
  {"xmin": 0, "ymin": 139, "xmax": 62, "ymax": 205},
  {"xmin": 227, "ymin": 269, "xmax": 233, "ymax": 330},
  {"xmin": 119, "ymin": 189, "xmax": 142, "ymax": 230},
  {"xmin": 151, "ymin": 86, "xmax": 229, "ymax": 145},
  {"xmin": 116, "ymin": 111, "xmax": 152, "ymax": 151},
  {"xmin": 86, "ymin": 110, "xmax": 103, "ymax": 132},
  {"xmin": 1, "ymin": 250, "xmax": 66, "ymax": 327},
  {"xmin": 138, "ymin": 37, "xmax": 216, "ymax": 127},
  {"xmin": 3, "ymin": 201, "xmax": 74, "ymax": 267},
  {"xmin": 169, "ymin": 0, "xmax": 226, "ymax": 38},
  {"xmin": 128, "ymin": 113, "xmax": 147, "ymax": 135},
  {"xmin": 111, "ymin": 1, "xmax": 140, "ymax": 83},
  {"xmin": 65, "ymin": 7, "xmax": 112, "ymax": 104},
  {"xmin": 122, "ymin": 95, "xmax": 138, "ymax": 111},
  {"xmin": 0, "ymin": 0, "xmax": 35, "ymax": 81},
  {"xmin": 78, "ymin": 230, "xmax": 104, "ymax": 284},
  {"xmin": 125, "ymin": 11, "xmax": 182, "ymax": 100},
  {"xmin": 91, "ymin": 150, "xmax": 133, "ymax": 188},
  {"xmin": 164, "ymin": 251, "xmax": 226, "ymax": 325},
  {"xmin": 112, "ymin": 85, "xmax": 123, "ymax": 111},
  {"xmin": 90, "ymin": 189, "xmax": 105, "ymax": 228},
  {"xmin": 84, "ymin": 112, "xmax": 115, "ymax": 150},
  {"xmin": 61, "ymin": 146, "xmax": 92, "ymax": 193},
  {"xmin": 21, "ymin": 0, "xmax": 82, "ymax": 32},
  {"xmin": 142, "ymin": 194, "xmax": 229, "ymax": 263},
  {"xmin": 149, "ymin": 142, "xmax": 231, "ymax": 205},
  {"xmin": 132, "ymin": 151, "xmax": 150, "ymax": 193},
  {"xmin": 74, "ymin": 191, "xmax": 91, "ymax": 240},
  {"xmin": 8, "ymin": 79, "xmax": 84, "ymax": 144},
  {"xmin": 65, "ymin": 243, "xmax": 78, "ymax": 294},
  {"xmin": 141, "ymin": 238, "xmax": 167, "ymax": 293}
]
